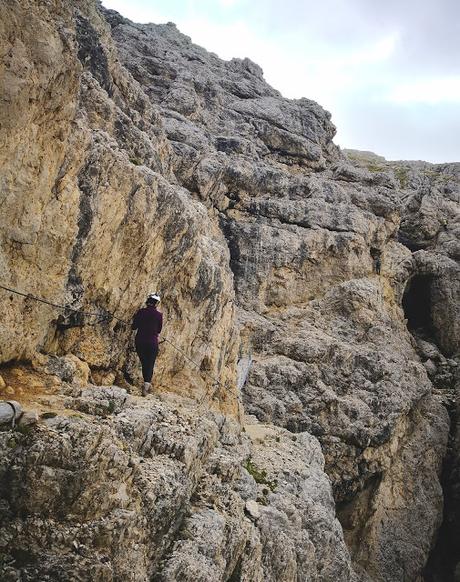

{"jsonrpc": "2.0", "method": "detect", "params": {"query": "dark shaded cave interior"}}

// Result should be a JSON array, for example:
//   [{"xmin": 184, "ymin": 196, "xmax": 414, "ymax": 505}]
[{"xmin": 402, "ymin": 275, "xmax": 435, "ymax": 340}]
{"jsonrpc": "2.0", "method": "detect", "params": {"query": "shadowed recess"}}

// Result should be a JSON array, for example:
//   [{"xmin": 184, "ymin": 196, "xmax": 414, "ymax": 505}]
[{"xmin": 402, "ymin": 275, "xmax": 434, "ymax": 339}]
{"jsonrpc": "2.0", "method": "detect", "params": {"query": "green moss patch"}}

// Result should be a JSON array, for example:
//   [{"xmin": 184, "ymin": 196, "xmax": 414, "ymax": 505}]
[{"xmin": 244, "ymin": 458, "xmax": 277, "ymax": 492}]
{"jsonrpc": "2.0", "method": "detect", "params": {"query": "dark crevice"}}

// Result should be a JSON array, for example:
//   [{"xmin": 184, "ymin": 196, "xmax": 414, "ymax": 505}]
[
  {"xmin": 423, "ymin": 396, "xmax": 459, "ymax": 582},
  {"xmin": 336, "ymin": 471, "xmax": 383, "ymax": 556},
  {"xmin": 395, "ymin": 275, "xmax": 460, "ymax": 581},
  {"xmin": 75, "ymin": 14, "xmax": 113, "ymax": 96},
  {"xmin": 398, "ymin": 231, "xmax": 429, "ymax": 251},
  {"xmin": 402, "ymin": 275, "xmax": 436, "ymax": 341},
  {"xmin": 228, "ymin": 552, "xmax": 244, "ymax": 582},
  {"xmin": 71, "ymin": 164, "xmax": 97, "ymax": 266},
  {"xmin": 218, "ymin": 215, "xmax": 243, "ymax": 282}
]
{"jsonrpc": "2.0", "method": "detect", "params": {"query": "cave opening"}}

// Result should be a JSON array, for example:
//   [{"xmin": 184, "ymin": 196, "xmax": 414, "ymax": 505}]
[{"xmin": 402, "ymin": 275, "xmax": 435, "ymax": 340}]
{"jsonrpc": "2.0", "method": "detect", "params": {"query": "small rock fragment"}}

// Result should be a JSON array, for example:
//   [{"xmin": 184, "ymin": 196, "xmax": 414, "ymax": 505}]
[
  {"xmin": 18, "ymin": 411, "xmax": 39, "ymax": 427},
  {"xmin": 245, "ymin": 500, "xmax": 261, "ymax": 520},
  {"xmin": 423, "ymin": 359, "xmax": 437, "ymax": 376}
]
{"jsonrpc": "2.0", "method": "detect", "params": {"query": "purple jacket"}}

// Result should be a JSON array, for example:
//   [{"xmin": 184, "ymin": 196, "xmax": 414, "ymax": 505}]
[{"xmin": 132, "ymin": 306, "xmax": 163, "ymax": 345}]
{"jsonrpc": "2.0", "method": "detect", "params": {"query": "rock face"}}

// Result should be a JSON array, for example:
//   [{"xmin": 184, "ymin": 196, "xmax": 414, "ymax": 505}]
[
  {"xmin": 0, "ymin": 380, "xmax": 354, "ymax": 582},
  {"xmin": 0, "ymin": 1, "xmax": 459, "ymax": 581},
  {"xmin": 0, "ymin": 0, "xmax": 238, "ymax": 410}
]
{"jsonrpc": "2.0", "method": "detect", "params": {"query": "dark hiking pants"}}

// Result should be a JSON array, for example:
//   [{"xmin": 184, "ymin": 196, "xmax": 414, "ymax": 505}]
[{"xmin": 135, "ymin": 342, "xmax": 159, "ymax": 383}]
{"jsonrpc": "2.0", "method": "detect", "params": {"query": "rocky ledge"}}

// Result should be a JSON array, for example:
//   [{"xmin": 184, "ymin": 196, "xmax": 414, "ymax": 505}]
[{"xmin": 0, "ymin": 365, "xmax": 353, "ymax": 581}]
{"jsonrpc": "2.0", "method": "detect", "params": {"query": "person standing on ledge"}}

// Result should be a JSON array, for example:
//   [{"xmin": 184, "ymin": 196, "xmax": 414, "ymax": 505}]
[
  {"xmin": 371, "ymin": 248, "xmax": 382, "ymax": 276},
  {"xmin": 132, "ymin": 293, "xmax": 163, "ymax": 396}
]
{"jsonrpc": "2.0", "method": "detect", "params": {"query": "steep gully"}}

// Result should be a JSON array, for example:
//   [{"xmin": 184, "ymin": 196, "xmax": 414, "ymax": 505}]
[{"xmin": 398, "ymin": 235, "xmax": 459, "ymax": 582}]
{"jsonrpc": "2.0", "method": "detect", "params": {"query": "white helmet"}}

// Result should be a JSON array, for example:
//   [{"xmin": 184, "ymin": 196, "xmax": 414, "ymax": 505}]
[{"xmin": 147, "ymin": 292, "xmax": 161, "ymax": 303}]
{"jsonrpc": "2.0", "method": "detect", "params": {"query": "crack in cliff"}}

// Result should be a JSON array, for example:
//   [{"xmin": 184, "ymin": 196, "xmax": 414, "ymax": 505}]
[
  {"xmin": 62, "ymin": 162, "xmax": 99, "ymax": 313},
  {"xmin": 76, "ymin": 14, "xmax": 113, "ymax": 96},
  {"xmin": 222, "ymin": 206, "xmax": 359, "ymax": 239},
  {"xmin": 423, "ymin": 394, "xmax": 459, "ymax": 582}
]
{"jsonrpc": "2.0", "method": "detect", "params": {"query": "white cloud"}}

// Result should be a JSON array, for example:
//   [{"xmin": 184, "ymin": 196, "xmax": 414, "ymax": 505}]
[
  {"xmin": 174, "ymin": 17, "xmax": 259, "ymax": 61},
  {"xmin": 218, "ymin": 0, "xmax": 241, "ymax": 7},
  {"xmin": 386, "ymin": 77, "xmax": 460, "ymax": 104},
  {"xmin": 342, "ymin": 33, "xmax": 399, "ymax": 66}
]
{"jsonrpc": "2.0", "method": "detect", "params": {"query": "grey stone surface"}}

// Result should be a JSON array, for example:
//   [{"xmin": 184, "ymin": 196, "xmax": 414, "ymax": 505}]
[
  {"xmin": 0, "ymin": 390, "xmax": 354, "ymax": 581},
  {"xmin": 0, "ymin": 1, "xmax": 458, "ymax": 581}
]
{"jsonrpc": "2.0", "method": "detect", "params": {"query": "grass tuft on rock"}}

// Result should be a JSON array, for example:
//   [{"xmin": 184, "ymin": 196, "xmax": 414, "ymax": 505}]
[{"xmin": 244, "ymin": 458, "xmax": 277, "ymax": 492}]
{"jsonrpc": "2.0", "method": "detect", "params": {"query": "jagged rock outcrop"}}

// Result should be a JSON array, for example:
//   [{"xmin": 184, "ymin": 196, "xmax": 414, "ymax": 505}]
[
  {"xmin": 0, "ymin": 0, "xmax": 238, "ymax": 409},
  {"xmin": 0, "ymin": 1, "xmax": 459, "ymax": 581},
  {"xmin": 0, "ymin": 370, "xmax": 354, "ymax": 581}
]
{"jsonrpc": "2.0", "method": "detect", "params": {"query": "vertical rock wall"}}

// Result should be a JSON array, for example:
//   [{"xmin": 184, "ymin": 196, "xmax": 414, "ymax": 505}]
[{"xmin": 0, "ymin": 0, "xmax": 238, "ymax": 410}]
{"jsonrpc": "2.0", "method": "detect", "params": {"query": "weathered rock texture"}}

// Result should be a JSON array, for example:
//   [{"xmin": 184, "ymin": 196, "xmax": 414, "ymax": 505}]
[
  {"xmin": 0, "ymin": 1, "xmax": 459, "ymax": 581},
  {"xmin": 0, "ymin": 375, "xmax": 354, "ymax": 581},
  {"xmin": 0, "ymin": 0, "xmax": 238, "ymax": 410}
]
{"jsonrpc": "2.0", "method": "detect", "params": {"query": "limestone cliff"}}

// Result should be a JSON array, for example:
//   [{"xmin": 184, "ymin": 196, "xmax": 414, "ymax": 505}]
[
  {"xmin": 0, "ymin": 0, "xmax": 238, "ymax": 411},
  {"xmin": 0, "ymin": 1, "xmax": 459, "ymax": 581}
]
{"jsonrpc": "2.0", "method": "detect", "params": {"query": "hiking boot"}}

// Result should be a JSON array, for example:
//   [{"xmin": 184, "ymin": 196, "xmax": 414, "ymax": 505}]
[{"xmin": 142, "ymin": 382, "xmax": 151, "ymax": 397}]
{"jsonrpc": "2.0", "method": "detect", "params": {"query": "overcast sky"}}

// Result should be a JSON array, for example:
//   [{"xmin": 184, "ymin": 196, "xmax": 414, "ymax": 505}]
[{"xmin": 101, "ymin": 0, "xmax": 460, "ymax": 163}]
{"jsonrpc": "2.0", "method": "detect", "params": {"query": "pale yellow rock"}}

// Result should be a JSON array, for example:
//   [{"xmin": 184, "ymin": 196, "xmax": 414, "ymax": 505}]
[
  {"xmin": 91, "ymin": 370, "xmax": 116, "ymax": 386},
  {"xmin": 63, "ymin": 354, "xmax": 90, "ymax": 386},
  {"xmin": 0, "ymin": 0, "xmax": 239, "ymax": 413},
  {"xmin": 244, "ymin": 424, "xmax": 278, "ymax": 444},
  {"xmin": 245, "ymin": 500, "xmax": 261, "ymax": 520},
  {"xmin": 0, "ymin": 2, "xmax": 458, "ymax": 581}
]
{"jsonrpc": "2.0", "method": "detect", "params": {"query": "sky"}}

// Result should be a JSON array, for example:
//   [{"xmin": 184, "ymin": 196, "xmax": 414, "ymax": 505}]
[{"xmin": 101, "ymin": 0, "xmax": 460, "ymax": 163}]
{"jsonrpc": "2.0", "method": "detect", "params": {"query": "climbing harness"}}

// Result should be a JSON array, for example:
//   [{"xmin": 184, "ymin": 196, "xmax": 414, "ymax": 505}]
[{"xmin": 0, "ymin": 282, "xmax": 227, "ymax": 403}]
